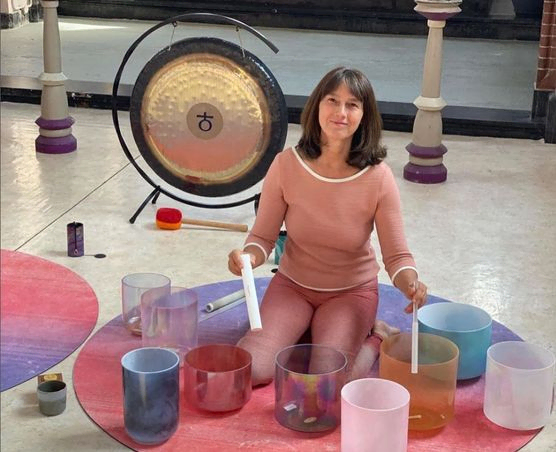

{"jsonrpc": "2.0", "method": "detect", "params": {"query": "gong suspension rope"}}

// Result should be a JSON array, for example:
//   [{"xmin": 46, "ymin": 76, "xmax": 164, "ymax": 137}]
[
  {"xmin": 236, "ymin": 26, "xmax": 246, "ymax": 59},
  {"xmin": 169, "ymin": 21, "xmax": 177, "ymax": 49}
]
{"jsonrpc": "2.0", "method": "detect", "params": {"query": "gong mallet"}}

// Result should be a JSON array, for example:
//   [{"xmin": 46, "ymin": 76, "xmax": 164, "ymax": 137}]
[
  {"xmin": 156, "ymin": 207, "xmax": 248, "ymax": 232},
  {"xmin": 240, "ymin": 254, "xmax": 262, "ymax": 330}
]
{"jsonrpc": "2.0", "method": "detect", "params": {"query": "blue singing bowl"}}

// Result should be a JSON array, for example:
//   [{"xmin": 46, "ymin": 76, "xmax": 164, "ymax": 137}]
[
  {"xmin": 121, "ymin": 347, "xmax": 180, "ymax": 445},
  {"xmin": 418, "ymin": 302, "xmax": 492, "ymax": 380}
]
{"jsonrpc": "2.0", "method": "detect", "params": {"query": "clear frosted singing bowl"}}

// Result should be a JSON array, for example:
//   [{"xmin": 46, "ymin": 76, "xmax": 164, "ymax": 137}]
[
  {"xmin": 484, "ymin": 341, "xmax": 555, "ymax": 430},
  {"xmin": 141, "ymin": 286, "xmax": 198, "ymax": 361},
  {"xmin": 183, "ymin": 344, "xmax": 252, "ymax": 412},
  {"xmin": 379, "ymin": 332, "xmax": 459, "ymax": 431},
  {"xmin": 121, "ymin": 273, "xmax": 170, "ymax": 335}
]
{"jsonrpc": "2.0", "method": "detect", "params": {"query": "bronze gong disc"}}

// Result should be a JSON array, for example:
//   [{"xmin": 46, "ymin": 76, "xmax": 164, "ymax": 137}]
[{"xmin": 129, "ymin": 37, "xmax": 287, "ymax": 197}]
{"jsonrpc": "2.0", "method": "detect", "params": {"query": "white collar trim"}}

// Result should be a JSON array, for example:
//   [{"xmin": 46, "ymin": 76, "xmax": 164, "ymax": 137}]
[{"xmin": 292, "ymin": 148, "xmax": 369, "ymax": 183}]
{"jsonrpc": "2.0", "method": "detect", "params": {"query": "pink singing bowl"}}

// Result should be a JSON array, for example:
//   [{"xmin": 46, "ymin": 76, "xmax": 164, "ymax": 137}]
[{"xmin": 183, "ymin": 344, "xmax": 252, "ymax": 412}]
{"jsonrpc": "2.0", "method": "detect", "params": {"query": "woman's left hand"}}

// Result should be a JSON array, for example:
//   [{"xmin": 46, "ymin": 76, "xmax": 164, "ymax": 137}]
[
  {"xmin": 394, "ymin": 269, "xmax": 428, "ymax": 313},
  {"xmin": 403, "ymin": 280, "xmax": 427, "ymax": 313}
]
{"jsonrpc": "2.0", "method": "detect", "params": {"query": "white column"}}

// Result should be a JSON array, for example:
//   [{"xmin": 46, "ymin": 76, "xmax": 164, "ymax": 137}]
[
  {"xmin": 404, "ymin": 0, "xmax": 461, "ymax": 184},
  {"xmin": 35, "ymin": 0, "xmax": 76, "ymax": 154}
]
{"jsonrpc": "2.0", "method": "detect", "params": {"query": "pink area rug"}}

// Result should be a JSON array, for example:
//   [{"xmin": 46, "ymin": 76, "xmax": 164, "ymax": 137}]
[
  {"xmin": 1, "ymin": 249, "xmax": 99, "ymax": 391},
  {"xmin": 74, "ymin": 278, "xmax": 540, "ymax": 451}
]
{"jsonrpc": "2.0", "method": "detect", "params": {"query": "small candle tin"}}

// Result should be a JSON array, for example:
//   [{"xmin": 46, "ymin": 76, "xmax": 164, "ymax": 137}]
[{"xmin": 67, "ymin": 222, "xmax": 84, "ymax": 257}]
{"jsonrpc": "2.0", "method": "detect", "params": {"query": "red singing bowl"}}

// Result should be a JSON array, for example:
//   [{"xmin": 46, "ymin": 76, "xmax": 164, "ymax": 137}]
[{"xmin": 183, "ymin": 344, "xmax": 252, "ymax": 412}]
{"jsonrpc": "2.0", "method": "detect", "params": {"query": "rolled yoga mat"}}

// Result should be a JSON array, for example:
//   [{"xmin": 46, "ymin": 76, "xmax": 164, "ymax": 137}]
[
  {"xmin": 1, "ymin": 249, "xmax": 99, "ymax": 391},
  {"xmin": 74, "ymin": 277, "xmax": 541, "ymax": 451}
]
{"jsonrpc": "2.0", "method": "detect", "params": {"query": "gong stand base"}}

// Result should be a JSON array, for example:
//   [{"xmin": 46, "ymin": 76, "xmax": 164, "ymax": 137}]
[
  {"xmin": 129, "ymin": 186, "xmax": 162, "ymax": 224},
  {"xmin": 129, "ymin": 186, "xmax": 261, "ymax": 223}
]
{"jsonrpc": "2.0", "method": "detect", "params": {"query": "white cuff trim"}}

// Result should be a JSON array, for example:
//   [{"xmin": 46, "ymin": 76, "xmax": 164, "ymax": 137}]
[
  {"xmin": 391, "ymin": 266, "xmax": 418, "ymax": 286},
  {"xmin": 244, "ymin": 242, "xmax": 268, "ymax": 262}
]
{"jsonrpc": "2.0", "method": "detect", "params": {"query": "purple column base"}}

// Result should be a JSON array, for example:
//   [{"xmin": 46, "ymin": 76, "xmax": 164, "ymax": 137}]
[
  {"xmin": 406, "ymin": 142, "xmax": 447, "ymax": 159},
  {"xmin": 403, "ymin": 162, "xmax": 447, "ymax": 184},
  {"xmin": 36, "ymin": 116, "xmax": 75, "ymax": 130},
  {"xmin": 36, "ymin": 134, "xmax": 77, "ymax": 154},
  {"xmin": 35, "ymin": 116, "xmax": 77, "ymax": 154}
]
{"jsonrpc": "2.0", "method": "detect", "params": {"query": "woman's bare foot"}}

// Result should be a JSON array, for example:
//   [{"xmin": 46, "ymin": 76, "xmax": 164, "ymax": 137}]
[
  {"xmin": 350, "ymin": 321, "xmax": 401, "ymax": 381},
  {"xmin": 371, "ymin": 320, "xmax": 400, "ymax": 341}
]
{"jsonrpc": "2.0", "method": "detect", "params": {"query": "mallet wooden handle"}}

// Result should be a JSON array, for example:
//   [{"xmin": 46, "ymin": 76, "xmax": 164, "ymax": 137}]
[{"xmin": 181, "ymin": 218, "xmax": 248, "ymax": 232}]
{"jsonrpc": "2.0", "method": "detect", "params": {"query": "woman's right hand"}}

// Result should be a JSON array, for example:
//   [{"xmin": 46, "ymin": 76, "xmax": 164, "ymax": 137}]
[{"xmin": 227, "ymin": 249, "xmax": 256, "ymax": 276}]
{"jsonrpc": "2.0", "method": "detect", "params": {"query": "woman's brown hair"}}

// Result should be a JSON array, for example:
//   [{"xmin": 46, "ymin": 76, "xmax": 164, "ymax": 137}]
[{"xmin": 297, "ymin": 67, "xmax": 386, "ymax": 168}]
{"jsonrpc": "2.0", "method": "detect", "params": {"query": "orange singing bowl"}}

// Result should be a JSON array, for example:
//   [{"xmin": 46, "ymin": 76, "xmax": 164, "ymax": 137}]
[{"xmin": 379, "ymin": 332, "xmax": 459, "ymax": 431}]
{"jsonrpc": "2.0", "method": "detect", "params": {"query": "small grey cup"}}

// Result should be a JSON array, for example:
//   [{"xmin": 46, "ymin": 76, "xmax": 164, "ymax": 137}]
[{"xmin": 37, "ymin": 380, "xmax": 67, "ymax": 416}]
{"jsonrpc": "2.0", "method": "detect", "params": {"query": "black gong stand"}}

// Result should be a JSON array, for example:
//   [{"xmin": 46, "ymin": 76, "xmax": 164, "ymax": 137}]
[{"xmin": 112, "ymin": 13, "xmax": 284, "ymax": 223}]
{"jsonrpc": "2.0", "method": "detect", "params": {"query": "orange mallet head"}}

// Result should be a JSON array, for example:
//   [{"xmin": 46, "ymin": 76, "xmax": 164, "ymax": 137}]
[
  {"xmin": 155, "ymin": 207, "xmax": 249, "ymax": 233},
  {"xmin": 156, "ymin": 207, "xmax": 182, "ymax": 230}
]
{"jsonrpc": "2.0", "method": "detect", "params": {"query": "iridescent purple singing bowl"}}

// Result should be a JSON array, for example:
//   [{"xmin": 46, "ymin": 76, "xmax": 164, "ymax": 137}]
[
  {"xmin": 275, "ymin": 344, "xmax": 347, "ymax": 433},
  {"xmin": 183, "ymin": 344, "xmax": 252, "ymax": 412}
]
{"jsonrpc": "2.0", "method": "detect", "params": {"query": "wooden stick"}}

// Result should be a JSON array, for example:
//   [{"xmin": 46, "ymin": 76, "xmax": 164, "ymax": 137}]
[{"xmin": 181, "ymin": 217, "xmax": 248, "ymax": 232}]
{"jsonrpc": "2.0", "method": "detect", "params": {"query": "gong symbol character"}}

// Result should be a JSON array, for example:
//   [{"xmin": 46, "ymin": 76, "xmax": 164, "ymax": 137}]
[
  {"xmin": 196, "ymin": 112, "xmax": 214, "ymax": 132},
  {"xmin": 186, "ymin": 103, "xmax": 224, "ymax": 140}
]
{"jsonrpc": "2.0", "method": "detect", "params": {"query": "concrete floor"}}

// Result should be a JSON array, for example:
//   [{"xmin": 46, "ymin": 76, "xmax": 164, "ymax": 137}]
[{"xmin": 1, "ymin": 101, "xmax": 555, "ymax": 451}]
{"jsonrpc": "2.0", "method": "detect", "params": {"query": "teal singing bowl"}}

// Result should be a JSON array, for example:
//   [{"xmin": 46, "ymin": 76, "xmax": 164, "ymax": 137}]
[{"xmin": 418, "ymin": 302, "xmax": 492, "ymax": 380}]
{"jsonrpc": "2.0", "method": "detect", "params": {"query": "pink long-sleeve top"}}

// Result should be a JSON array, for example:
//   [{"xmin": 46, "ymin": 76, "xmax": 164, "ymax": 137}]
[{"xmin": 244, "ymin": 147, "xmax": 416, "ymax": 291}]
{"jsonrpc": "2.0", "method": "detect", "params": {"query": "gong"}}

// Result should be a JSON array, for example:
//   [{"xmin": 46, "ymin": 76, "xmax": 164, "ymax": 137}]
[{"xmin": 129, "ymin": 37, "xmax": 287, "ymax": 198}]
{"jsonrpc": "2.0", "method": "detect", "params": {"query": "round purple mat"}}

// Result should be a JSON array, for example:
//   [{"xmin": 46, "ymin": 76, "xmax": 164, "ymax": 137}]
[
  {"xmin": 75, "ymin": 277, "xmax": 540, "ymax": 452},
  {"xmin": 1, "ymin": 249, "xmax": 99, "ymax": 391}
]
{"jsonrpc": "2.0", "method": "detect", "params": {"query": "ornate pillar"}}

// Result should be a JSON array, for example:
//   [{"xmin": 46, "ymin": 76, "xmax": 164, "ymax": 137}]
[
  {"xmin": 404, "ymin": 0, "xmax": 461, "ymax": 184},
  {"xmin": 35, "ymin": 0, "xmax": 76, "ymax": 154}
]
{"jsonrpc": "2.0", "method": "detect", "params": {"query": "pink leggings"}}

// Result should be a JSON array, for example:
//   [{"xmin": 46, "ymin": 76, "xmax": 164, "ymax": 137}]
[{"xmin": 237, "ymin": 271, "xmax": 379, "ymax": 386}]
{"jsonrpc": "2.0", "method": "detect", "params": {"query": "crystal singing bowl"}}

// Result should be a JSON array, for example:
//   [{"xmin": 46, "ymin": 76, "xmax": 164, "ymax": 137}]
[
  {"xmin": 418, "ymin": 302, "xmax": 492, "ymax": 379},
  {"xmin": 484, "ymin": 341, "xmax": 555, "ymax": 430},
  {"xmin": 379, "ymin": 332, "xmax": 459, "ymax": 431},
  {"xmin": 121, "ymin": 347, "xmax": 180, "ymax": 445},
  {"xmin": 141, "ymin": 287, "xmax": 198, "ymax": 360},
  {"xmin": 183, "ymin": 344, "xmax": 252, "ymax": 412},
  {"xmin": 274, "ymin": 344, "xmax": 347, "ymax": 433},
  {"xmin": 341, "ymin": 378, "xmax": 410, "ymax": 452},
  {"xmin": 121, "ymin": 273, "xmax": 171, "ymax": 336}
]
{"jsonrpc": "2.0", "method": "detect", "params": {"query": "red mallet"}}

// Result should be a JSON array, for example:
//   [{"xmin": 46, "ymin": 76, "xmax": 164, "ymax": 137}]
[{"xmin": 156, "ymin": 208, "xmax": 248, "ymax": 233}]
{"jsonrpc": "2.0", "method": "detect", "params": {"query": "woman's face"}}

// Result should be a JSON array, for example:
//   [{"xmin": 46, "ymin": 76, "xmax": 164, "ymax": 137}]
[{"xmin": 318, "ymin": 82, "xmax": 363, "ymax": 147}]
